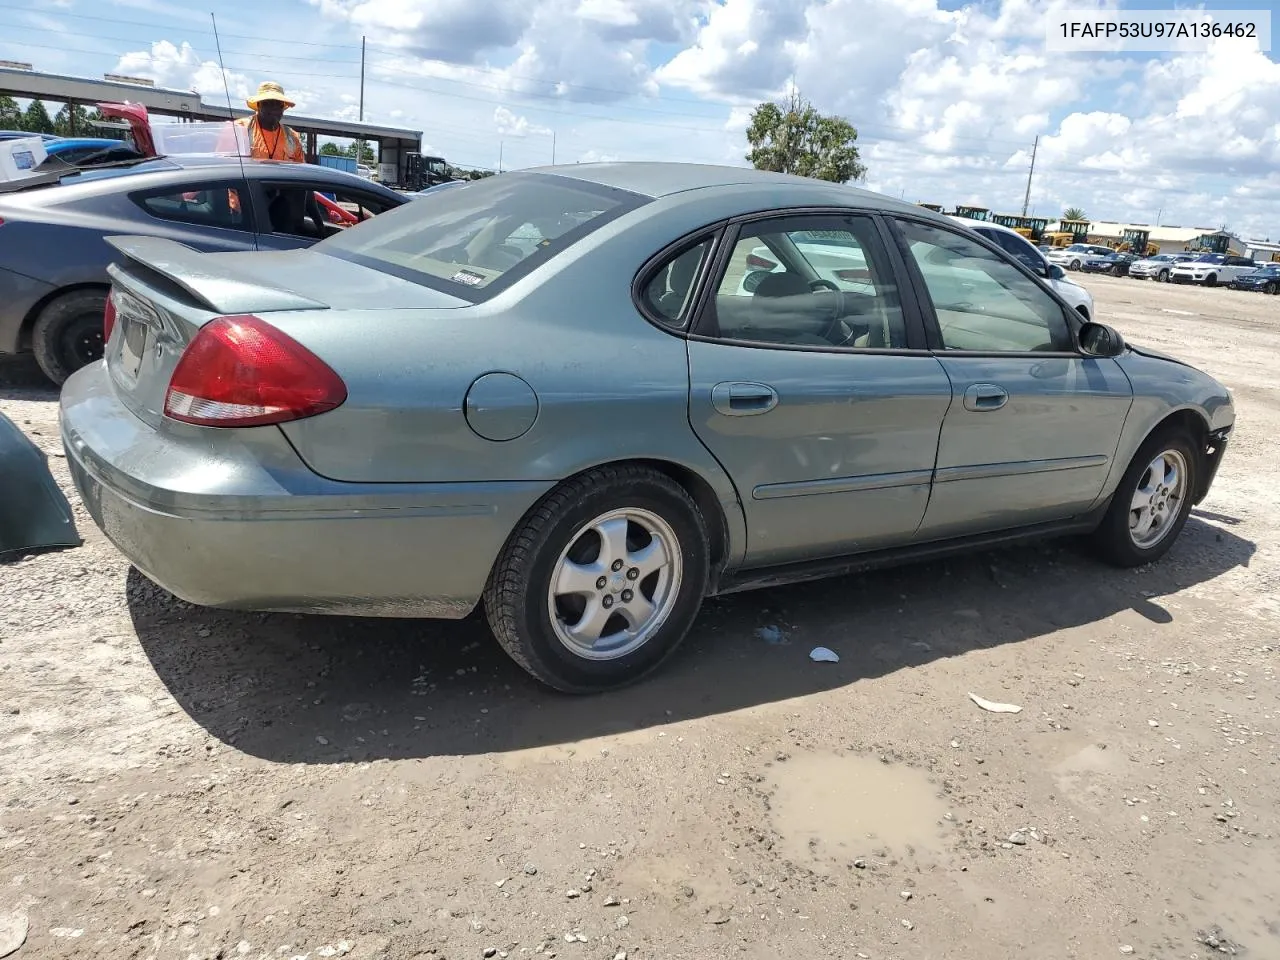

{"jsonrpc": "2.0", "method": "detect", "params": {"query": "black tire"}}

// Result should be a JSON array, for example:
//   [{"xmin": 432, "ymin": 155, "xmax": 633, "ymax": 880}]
[
  {"xmin": 1070, "ymin": 259, "xmax": 1082, "ymax": 270},
  {"xmin": 483, "ymin": 464, "xmax": 710, "ymax": 693},
  {"xmin": 32, "ymin": 289, "xmax": 108, "ymax": 386},
  {"xmin": 1158, "ymin": 269, "xmax": 1169, "ymax": 282},
  {"xmin": 1091, "ymin": 429, "xmax": 1200, "ymax": 568},
  {"xmin": 1204, "ymin": 273, "xmax": 1217, "ymax": 287},
  {"xmin": 1265, "ymin": 281, "xmax": 1277, "ymax": 295}
]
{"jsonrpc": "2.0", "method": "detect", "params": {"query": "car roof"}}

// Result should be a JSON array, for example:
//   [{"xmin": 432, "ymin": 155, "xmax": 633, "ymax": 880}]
[
  {"xmin": 0, "ymin": 154, "xmax": 405, "ymax": 202},
  {"xmin": 521, "ymin": 161, "xmax": 931, "ymax": 216},
  {"xmin": 947, "ymin": 214, "xmax": 1023, "ymax": 238}
]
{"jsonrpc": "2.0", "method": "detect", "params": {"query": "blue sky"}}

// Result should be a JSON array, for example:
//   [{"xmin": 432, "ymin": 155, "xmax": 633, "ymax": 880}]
[{"xmin": 3, "ymin": 0, "xmax": 1279, "ymax": 237}]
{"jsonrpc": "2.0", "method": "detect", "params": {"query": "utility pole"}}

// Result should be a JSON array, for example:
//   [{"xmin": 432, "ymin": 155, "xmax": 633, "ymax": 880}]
[
  {"xmin": 551, "ymin": 130, "xmax": 556, "ymax": 164},
  {"xmin": 1021, "ymin": 135, "xmax": 1038, "ymax": 217},
  {"xmin": 499, "ymin": 140, "xmax": 504, "ymax": 173},
  {"xmin": 357, "ymin": 36, "xmax": 367, "ymax": 175}
]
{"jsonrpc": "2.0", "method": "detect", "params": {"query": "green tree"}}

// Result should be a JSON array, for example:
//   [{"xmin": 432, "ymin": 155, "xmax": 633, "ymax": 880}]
[
  {"xmin": 54, "ymin": 102, "xmax": 91, "ymax": 136},
  {"xmin": 22, "ymin": 99, "xmax": 55, "ymax": 134},
  {"xmin": 319, "ymin": 142, "xmax": 343, "ymax": 156},
  {"xmin": 1062, "ymin": 207, "xmax": 1087, "ymax": 221},
  {"xmin": 344, "ymin": 140, "xmax": 376, "ymax": 164},
  {"xmin": 745, "ymin": 89, "xmax": 865, "ymax": 183},
  {"xmin": 0, "ymin": 95, "xmax": 21, "ymax": 130}
]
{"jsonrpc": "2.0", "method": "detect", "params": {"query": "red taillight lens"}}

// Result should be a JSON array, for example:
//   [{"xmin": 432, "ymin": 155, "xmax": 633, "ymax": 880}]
[
  {"xmin": 746, "ymin": 253, "xmax": 777, "ymax": 270},
  {"xmin": 103, "ymin": 291, "xmax": 117, "ymax": 342},
  {"xmin": 163, "ymin": 315, "xmax": 347, "ymax": 427}
]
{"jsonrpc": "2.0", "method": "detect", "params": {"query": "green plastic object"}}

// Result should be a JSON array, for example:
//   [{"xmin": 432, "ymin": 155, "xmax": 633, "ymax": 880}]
[{"xmin": 0, "ymin": 411, "xmax": 82, "ymax": 558}]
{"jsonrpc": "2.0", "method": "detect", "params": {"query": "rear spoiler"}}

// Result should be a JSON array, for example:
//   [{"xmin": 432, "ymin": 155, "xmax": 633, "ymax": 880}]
[{"xmin": 105, "ymin": 235, "xmax": 328, "ymax": 315}]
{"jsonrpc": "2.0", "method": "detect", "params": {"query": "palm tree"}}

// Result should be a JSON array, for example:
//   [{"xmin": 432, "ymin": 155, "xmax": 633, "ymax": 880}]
[{"xmin": 1062, "ymin": 207, "xmax": 1087, "ymax": 221}]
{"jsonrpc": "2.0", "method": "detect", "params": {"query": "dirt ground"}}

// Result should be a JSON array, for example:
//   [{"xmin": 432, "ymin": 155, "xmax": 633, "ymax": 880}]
[{"xmin": 1, "ymin": 274, "xmax": 1277, "ymax": 960}]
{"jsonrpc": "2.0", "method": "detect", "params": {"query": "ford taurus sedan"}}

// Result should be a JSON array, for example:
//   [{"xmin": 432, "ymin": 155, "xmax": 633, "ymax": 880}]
[{"xmin": 60, "ymin": 163, "xmax": 1235, "ymax": 693}]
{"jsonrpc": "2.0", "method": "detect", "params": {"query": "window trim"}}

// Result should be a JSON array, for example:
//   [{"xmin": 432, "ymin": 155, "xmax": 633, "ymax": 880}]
[
  {"xmin": 631, "ymin": 225, "xmax": 729, "ymax": 331},
  {"xmin": 886, "ymin": 213, "xmax": 1085, "ymax": 358},
  {"xmin": 250, "ymin": 179, "xmax": 401, "ymax": 241},
  {"xmin": 679, "ymin": 207, "xmax": 933, "ymax": 356},
  {"xmin": 128, "ymin": 178, "xmax": 254, "ymax": 234}
]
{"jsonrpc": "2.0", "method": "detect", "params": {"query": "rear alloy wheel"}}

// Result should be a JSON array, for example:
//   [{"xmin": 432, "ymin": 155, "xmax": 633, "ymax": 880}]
[
  {"xmin": 32, "ymin": 289, "xmax": 108, "ymax": 386},
  {"xmin": 1091, "ymin": 430, "xmax": 1199, "ymax": 568},
  {"xmin": 1070, "ymin": 258, "xmax": 1082, "ymax": 270},
  {"xmin": 1265, "ymin": 281, "xmax": 1278, "ymax": 295},
  {"xmin": 1158, "ymin": 269, "xmax": 1170, "ymax": 282},
  {"xmin": 484, "ymin": 464, "xmax": 709, "ymax": 693}
]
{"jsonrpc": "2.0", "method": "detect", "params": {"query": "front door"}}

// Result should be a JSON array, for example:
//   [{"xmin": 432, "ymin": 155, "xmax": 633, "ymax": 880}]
[
  {"xmin": 890, "ymin": 216, "xmax": 1134, "ymax": 540},
  {"xmin": 684, "ymin": 212, "xmax": 953, "ymax": 568}
]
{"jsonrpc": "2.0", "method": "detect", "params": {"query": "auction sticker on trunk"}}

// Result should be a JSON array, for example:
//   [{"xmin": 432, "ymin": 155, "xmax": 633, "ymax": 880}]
[{"xmin": 450, "ymin": 269, "xmax": 486, "ymax": 286}]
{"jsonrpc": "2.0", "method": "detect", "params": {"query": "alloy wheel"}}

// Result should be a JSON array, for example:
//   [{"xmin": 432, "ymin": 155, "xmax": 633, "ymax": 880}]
[
  {"xmin": 547, "ymin": 508, "xmax": 683, "ymax": 661},
  {"xmin": 1129, "ymin": 450, "xmax": 1188, "ymax": 549}
]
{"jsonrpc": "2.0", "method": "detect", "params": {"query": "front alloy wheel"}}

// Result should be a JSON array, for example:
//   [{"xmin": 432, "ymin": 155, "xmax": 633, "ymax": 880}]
[
  {"xmin": 1091, "ymin": 430, "xmax": 1199, "ymax": 568},
  {"xmin": 1128, "ymin": 450, "xmax": 1188, "ymax": 550}
]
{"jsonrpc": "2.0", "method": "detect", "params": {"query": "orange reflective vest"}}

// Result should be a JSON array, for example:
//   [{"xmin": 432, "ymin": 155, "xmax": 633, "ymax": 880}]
[{"xmin": 219, "ymin": 115, "xmax": 305, "ymax": 162}]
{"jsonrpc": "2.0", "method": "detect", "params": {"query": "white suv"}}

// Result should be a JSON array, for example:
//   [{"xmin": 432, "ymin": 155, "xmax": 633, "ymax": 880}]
[
  {"xmin": 1170, "ymin": 253, "xmax": 1258, "ymax": 287},
  {"xmin": 949, "ymin": 217, "xmax": 1096, "ymax": 321},
  {"xmin": 1047, "ymin": 243, "xmax": 1114, "ymax": 270},
  {"xmin": 1128, "ymin": 252, "xmax": 1196, "ymax": 282}
]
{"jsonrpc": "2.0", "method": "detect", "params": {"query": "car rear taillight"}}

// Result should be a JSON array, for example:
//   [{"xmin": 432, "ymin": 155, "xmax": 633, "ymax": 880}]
[
  {"xmin": 746, "ymin": 253, "xmax": 777, "ymax": 270},
  {"xmin": 103, "ymin": 291, "xmax": 117, "ymax": 342},
  {"xmin": 163, "ymin": 315, "xmax": 347, "ymax": 427}
]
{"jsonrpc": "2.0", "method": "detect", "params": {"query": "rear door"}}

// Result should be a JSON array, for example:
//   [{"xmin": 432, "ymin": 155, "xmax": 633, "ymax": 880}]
[
  {"xmin": 888, "ymin": 215, "xmax": 1133, "ymax": 540},
  {"xmin": 682, "ymin": 211, "xmax": 952, "ymax": 568}
]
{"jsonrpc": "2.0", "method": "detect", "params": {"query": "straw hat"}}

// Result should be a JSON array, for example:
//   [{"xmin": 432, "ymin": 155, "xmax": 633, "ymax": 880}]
[{"xmin": 246, "ymin": 81, "xmax": 295, "ymax": 110}]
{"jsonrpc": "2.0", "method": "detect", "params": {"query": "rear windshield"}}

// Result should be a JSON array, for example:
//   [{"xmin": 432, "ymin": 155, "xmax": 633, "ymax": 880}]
[{"xmin": 317, "ymin": 171, "xmax": 648, "ymax": 301}]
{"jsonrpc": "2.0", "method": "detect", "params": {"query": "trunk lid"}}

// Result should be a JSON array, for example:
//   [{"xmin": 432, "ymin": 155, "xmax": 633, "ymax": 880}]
[{"xmin": 101, "ymin": 235, "xmax": 466, "ymax": 429}]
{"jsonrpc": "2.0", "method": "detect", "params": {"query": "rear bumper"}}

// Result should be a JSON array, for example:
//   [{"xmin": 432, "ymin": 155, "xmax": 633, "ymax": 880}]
[
  {"xmin": 59, "ymin": 362, "xmax": 552, "ymax": 618},
  {"xmin": 0, "ymin": 266, "xmax": 55, "ymax": 354}
]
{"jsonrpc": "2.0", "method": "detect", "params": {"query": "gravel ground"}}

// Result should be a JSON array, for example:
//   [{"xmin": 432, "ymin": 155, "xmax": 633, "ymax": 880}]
[{"xmin": 1, "ymin": 273, "xmax": 1277, "ymax": 960}]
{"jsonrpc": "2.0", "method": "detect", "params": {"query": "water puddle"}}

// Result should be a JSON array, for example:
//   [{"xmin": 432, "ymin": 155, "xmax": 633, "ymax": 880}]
[{"xmin": 769, "ymin": 752, "xmax": 947, "ymax": 864}]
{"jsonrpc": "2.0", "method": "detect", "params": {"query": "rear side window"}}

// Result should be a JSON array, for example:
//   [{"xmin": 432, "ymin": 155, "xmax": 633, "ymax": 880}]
[
  {"xmin": 135, "ymin": 184, "xmax": 247, "ymax": 231},
  {"xmin": 317, "ymin": 171, "xmax": 648, "ymax": 301}
]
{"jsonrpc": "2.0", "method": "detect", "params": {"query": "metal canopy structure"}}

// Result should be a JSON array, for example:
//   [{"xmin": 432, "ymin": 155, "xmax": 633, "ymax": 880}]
[{"xmin": 0, "ymin": 67, "xmax": 424, "ymax": 183}]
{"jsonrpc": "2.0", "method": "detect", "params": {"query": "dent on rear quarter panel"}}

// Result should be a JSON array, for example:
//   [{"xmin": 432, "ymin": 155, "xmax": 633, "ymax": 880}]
[{"xmin": 1098, "ymin": 350, "xmax": 1234, "ymax": 500}]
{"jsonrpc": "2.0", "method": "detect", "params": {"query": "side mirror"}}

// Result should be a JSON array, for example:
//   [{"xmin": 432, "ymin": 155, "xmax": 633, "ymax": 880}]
[
  {"xmin": 1048, "ymin": 264, "xmax": 1066, "ymax": 280},
  {"xmin": 1078, "ymin": 321, "xmax": 1126, "ymax": 358}
]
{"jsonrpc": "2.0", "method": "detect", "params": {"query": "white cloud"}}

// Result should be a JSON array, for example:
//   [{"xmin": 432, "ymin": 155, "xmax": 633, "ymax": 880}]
[
  {"xmin": 494, "ymin": 106, "xmax": 552, "ymax": 137},
  {"xmin": 77, "ymin": 0, "xmax": 1280, "ymax": 239}
]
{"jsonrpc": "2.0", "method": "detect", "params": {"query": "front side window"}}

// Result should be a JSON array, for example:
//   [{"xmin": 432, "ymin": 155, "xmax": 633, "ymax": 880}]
[
  {"xmin": 260, "ymin": 182, "xmax": 398, "ymax": 240},
  {"xmin": 317, "ymin": 171, "xmax": 647, "ymax": 300},
  {"xmin": 705, "ymin": 214, "xmax": 908, "ymax": 350},
  {"xmin": 135, "ymin": 184, "xmax": 247, "ymax": 231},
  {"xmin": 896, "ymin": 219, "xmax": 1073, "ymax": 353}
]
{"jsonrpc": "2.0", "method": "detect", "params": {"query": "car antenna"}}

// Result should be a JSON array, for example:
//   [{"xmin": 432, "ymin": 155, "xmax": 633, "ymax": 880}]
[{"xmin": 209, "ymin": 13, "xmax": 251, "ymax": 211}]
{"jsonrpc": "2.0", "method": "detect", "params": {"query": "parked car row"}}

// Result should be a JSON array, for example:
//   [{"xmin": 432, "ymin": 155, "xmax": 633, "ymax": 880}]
[{"xmin": 1047, "ymin": 244, "xmax": 1279, "ymax": 293}]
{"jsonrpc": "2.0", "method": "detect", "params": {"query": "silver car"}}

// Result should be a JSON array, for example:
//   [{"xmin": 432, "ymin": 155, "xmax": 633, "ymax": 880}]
[
  {"xmin": 1128, "ymin": 252, "xmax": 1195, "ymax": 282},
  {"xmin": 60, "ymin": 163, "xmax": 1236, "ymax": 692}
]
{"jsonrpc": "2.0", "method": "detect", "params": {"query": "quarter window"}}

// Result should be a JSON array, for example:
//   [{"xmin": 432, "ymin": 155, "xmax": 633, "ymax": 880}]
[
  {"xmin": 136, "ymin": 185, "xmax": 247, "ymax": 231},
  {"xmin": 704, "ymin": 215, "xmax": 909, "ymax": 350},
  {"xmin": 640, "ymin": 239, "xmax": 712, "ymax": 326},
  {"xmin": 896, "ymin": 219, "xmax": 1073, "ymax": 353}
]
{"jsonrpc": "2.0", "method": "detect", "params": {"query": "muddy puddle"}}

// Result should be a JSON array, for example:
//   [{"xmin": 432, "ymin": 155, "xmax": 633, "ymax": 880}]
[{"xmin": 769, "ymin": 752, "xmax": 948, "ymax": 864}]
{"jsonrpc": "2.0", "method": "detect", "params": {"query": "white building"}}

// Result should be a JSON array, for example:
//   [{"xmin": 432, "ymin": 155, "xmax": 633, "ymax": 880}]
[{"xmin": 1240, "ymin": 238, "xmax": 1280, "ymax": 262}]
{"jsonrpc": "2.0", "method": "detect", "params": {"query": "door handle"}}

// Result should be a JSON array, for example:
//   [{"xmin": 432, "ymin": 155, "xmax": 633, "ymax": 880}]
[
  {"xmin": 711, "ymin": 381, "xmax": 779, "ymax": 416},
  {"xmin": 962, "ymin": 382, "xmax": 1008, "ymax": 412}
]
